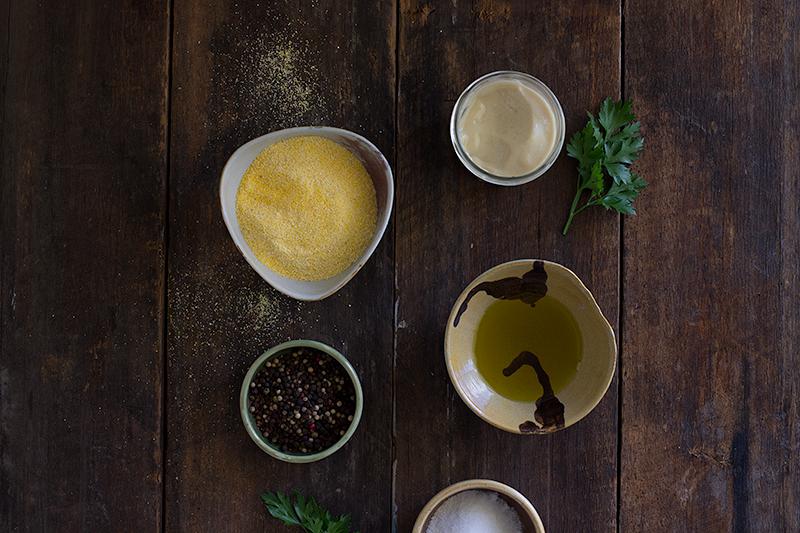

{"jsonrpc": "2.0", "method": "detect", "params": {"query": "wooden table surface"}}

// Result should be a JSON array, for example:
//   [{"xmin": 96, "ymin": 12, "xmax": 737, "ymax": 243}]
[{"xmin": 2, "ymin": 0, "xmax": 798, "ymax": 531}]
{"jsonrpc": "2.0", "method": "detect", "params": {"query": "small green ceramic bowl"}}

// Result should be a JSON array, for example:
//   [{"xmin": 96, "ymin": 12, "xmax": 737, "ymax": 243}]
[{"xmin": 240, "ymin": 339, "xmax": 364, "ymax": 463}]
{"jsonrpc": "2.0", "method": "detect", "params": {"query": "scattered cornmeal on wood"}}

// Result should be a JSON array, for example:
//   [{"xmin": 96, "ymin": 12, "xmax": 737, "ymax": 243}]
[{"xmin": 236, "ymin": 136, "xmax": 377, "ymax": 281}]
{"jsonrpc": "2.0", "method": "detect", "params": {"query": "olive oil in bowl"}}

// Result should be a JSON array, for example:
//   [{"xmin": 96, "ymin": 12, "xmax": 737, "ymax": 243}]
[{"xmin": 474, "ymin": 296, "xmax": 582, "ymax": 402}]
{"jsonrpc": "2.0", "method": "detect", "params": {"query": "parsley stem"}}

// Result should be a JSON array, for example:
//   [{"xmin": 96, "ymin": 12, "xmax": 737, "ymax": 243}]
[{"xmin": 562, "ymin": 189, "xmax": 585, "ymax": 235}]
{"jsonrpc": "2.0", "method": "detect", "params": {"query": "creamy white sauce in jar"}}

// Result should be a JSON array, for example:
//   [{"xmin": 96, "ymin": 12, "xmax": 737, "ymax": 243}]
[{"xmin": 455, "ymin": 74, "xmax": 561, "ymax": 180}]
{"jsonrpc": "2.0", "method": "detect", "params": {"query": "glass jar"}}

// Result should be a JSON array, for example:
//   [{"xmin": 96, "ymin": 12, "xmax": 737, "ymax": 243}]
[{"xmin": 450, "ymin": 70, "xmax": 565, "ymax": 186}]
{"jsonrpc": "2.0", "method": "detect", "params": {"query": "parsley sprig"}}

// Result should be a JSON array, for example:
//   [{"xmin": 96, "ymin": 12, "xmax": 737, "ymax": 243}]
[
  {"xmin": 261, "ymin": 491, "xmax": 358, "ymax": 533},
  {"xmin": 562, "ymin": 98, "xmax": 647, "ymax": 234}
]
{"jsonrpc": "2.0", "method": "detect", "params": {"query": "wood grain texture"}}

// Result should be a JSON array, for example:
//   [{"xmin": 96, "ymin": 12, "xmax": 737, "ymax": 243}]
[
  {"xmin": 166, "ymin": 1, "xmax": 395, "ymax": 531},
  {"xmin": 2, "ymin": 1, "xmax": 797, "ymax": 531},
  {"xmin": 622, "ymin": 0, "xmax": 800, "ymax": 530},
  {"xmin": 0, "ymin": 0, "xmax": 169, "ymax": 530},
  {"xmin": 395, "ymin": 1, "xmax": 621, "ymax": 531}
]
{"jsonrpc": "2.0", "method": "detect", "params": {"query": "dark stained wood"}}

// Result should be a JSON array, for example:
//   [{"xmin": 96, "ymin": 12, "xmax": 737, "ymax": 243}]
[
  {"xmin": 2, "ymin": 0, "xmax": 798, "ymax": 530},
  {"xmin": 0, "ymin": 0, "xmax": 169, "ymax": 530},
  {"xmin": 622, "ymin": 0, "xmax": 800, "ymax": 530},
  {"xmin": 395, "ymin": 1, "xmax": 621, "ymax": 531},
  {"xmin": 166, "ymin": 1, "xmax": 395, "ymax": 531}
]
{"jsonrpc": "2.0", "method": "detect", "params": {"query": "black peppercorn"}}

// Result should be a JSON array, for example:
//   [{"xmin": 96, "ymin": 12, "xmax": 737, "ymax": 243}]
[{"xmin": 248, "ymin": 347, "xmax": 356, "ymax": 454}]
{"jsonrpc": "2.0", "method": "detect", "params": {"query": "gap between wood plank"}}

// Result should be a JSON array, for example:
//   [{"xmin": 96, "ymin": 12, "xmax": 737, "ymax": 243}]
[
  {"xmin": 162, "ymin": 0, "xmax": 176, "ymax": 531},
  {"xmin": 391, "ymin": 0, "xmax": 400, "ymax": 531},
  {"xmin": 616, "ymin": 0, "xmax": 626, "ymax": 531}
]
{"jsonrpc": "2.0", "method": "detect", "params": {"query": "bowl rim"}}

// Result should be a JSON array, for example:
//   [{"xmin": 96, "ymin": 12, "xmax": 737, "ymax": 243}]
[
  {"xmin": 239, "ymin": 339, "xmax": 364, "ymax": 463},
  {"xmin": 219, "ymin": 126, "xmax": 394, "ymax": 301},
  {"xmin": 411, "ymin": 479, "xmax": 546, "ymax": 533},
  {"xmin": 449, "ymin": 70, "xmax": 566, "ymax": 187},
  {"xmin": 443, "ymin": 259, "xmax": 617, "ymax": 434}
]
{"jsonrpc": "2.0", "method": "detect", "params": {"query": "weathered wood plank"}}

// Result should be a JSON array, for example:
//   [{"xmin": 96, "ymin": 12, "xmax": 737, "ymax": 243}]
[
  {"xmin": 166, "ymin": 1, "xmax": 395, "ymax": 530},
  {"xmin": 395, "ymin": 1, "xmax": 621, "ymax": 530},
  {"xmin": 622, "ymin": 1, "xmax": 800, "ymax": 530},
  {"xmin": 0, "ymin": 0, "xmax": 169, "ymax": 530}
]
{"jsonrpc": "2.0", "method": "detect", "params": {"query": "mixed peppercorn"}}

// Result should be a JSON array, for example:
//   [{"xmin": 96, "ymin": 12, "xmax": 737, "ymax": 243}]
[{"xmin": 248, "ymin": 347, "xmax": 356, "ymax": 454}]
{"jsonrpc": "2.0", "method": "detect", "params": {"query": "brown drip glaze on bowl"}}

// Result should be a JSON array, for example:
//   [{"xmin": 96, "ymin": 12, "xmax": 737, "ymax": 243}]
[
  {"xmin": 453, "ymin": 260, "xmax": 547, "ymax": 327},
  {"xmin": 503, "ymin": 351, "xmax": 565, "ymax": 433},
  {"xmin": 452, "ymin": 260, "xmax": 565, "ymax": 432}
]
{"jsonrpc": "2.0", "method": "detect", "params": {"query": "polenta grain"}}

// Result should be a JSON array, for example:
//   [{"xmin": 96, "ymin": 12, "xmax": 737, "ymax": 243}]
[{"xmin": 236, "ymin": 136, "xmax": 377, "ymax": 281}]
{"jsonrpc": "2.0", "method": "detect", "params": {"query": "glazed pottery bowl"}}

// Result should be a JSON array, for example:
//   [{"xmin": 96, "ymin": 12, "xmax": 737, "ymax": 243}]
[
  {"xmin": 444, "ymin": 259, "xmax": 616, "ymax": 434},
  {"xmin": 220, "ymin": 126, "xmax": 394, "ymax": 301},
  {"xmin": 240, "ymin": 339, "xmax": 363, "ymax": 463},
  {"xmin": 412, "ymin": 479, "xmax": 545, "ymax": 533}
]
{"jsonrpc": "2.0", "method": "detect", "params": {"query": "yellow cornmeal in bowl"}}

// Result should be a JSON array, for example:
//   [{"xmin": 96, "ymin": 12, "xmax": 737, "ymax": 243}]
[{"xmin": 235, "ymin": 136, "xmax": 377, "ymax": 281}]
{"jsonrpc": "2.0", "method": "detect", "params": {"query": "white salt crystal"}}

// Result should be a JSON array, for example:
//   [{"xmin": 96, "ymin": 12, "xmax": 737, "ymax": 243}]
[{"xmin": 425, "ymin": 490, "xmax": 523, "ymax": 533}]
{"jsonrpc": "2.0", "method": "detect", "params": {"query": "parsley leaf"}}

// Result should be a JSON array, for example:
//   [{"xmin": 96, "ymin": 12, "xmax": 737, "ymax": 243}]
[
  {"xmin": 262, "ymin": 491, "xmax": 358, "ymax": 533},
  {"xmin": 604, "ymin": 128, "xmax": 644, "ymax": 166},
  {"xmin": 598, "ymin": 98, "xmax": 635, "ymax": 134},
  {"xmin": 588, "ymin": 160, "xmax": 604, "ymax": 194},
  {"xmin": 262, "ymin": 491, "xmax": 303, "ymax": 527},
  {"xmin": 599, "ymin": 173, "xmax": 647, "ymax": 214},
  {"xmin": 562, "ymin": 98, "xmax": 646, "ymax": 234},
  {"xmin": 566, "ymin": 122, "xmax": 603, "ymax": 177}
]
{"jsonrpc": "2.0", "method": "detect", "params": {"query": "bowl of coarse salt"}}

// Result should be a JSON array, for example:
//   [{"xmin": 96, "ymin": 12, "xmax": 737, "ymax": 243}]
[
  {"xmin": 413, "ymin": 479, "xmax": 545, "ymax": 533},
  {"xmin": 220, "ymin": 126, "xmax": 393, "ymax": 301}
]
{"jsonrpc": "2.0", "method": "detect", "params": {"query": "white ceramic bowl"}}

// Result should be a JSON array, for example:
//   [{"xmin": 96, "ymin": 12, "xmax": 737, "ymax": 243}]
[
  {"xmin": 220, "ymin": 127, "xmax": 394, "ymax": 301},
  {"xmin": 412, "ymin": 479, "xmax": 545, "ymax": 533}
]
